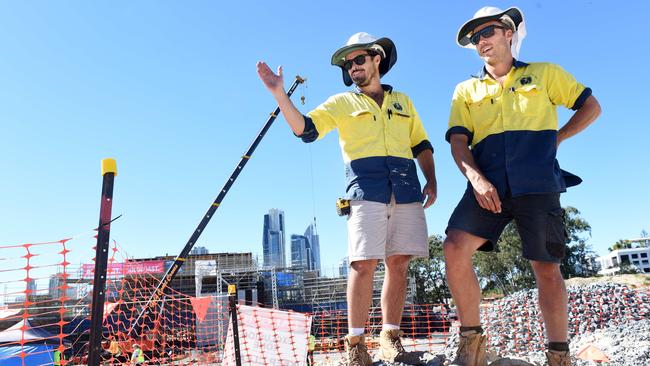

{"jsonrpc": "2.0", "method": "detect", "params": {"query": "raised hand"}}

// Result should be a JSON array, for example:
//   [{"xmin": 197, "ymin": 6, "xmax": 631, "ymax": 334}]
[{"xmin": 256, "ymin": 61, "xmax": 285, "ymax": 95}]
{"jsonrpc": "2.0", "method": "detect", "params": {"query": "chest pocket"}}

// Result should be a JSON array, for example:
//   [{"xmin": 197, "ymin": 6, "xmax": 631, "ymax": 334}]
[
  {"xmin": 467, "ymin": 93, "xmax": 500, "ymax": 136},
  {"xmin": 349, "ymin": 109, "xmax": 375, "ymax": 120},
  {"xmin": 513, "ymin": 84, "xmax": 548, "ymax": 116},
  {"xmin": 341, "ymin": 109, "xmax": 376, "ymax": 140}
]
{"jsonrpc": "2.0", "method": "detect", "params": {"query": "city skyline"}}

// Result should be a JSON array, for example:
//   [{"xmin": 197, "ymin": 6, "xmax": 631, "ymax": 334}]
[
  {"xmin": 262, "ymin": 209, "xmax": 286, "ymax": 268},
  {"xmin": 264, "ymin": 209, "xmax": 323, "ymax": 273},
  {"xmin": 304, "ymin": 221, "xmax": 321, "ymax": 273}
]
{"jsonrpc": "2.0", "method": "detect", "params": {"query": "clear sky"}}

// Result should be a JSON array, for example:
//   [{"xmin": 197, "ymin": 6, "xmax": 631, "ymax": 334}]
[{"xmin": 1, "ymin": 0, "xmax": 648, "ymax": 277}]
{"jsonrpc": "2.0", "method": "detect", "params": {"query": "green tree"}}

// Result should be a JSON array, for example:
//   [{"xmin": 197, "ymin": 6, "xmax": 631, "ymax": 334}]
[
  {"xmin": 561, "ymin": 206, "xmax": 597, "ymax": 277},
  {"xmin": 473, "ymin": 223, "xmax": 534, "ymax": 296},
  {"xmin": 609, "ymin": 239, "xmax": 633, "ymax": 251},
  {"xmin": 407, "ymin": 235, "xmax": 450, "ymax": 304}
]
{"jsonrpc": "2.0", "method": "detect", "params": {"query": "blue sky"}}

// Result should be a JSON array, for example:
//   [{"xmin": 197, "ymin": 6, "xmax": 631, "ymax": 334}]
[{"xmin": 1, "ymin": 0, "xmax": 648, "ymax": 277}]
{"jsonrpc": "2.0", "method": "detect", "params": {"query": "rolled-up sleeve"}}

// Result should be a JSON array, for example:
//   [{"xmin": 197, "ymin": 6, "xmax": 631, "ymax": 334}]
[
  {"xmin": 446, "ymin": 84, "xmax": 474, "ymax": 144},
  {"xmin": 408, "ymin": 98, "xmax": 433, "ymax": 157},
  {"xmin": 295, "ymin": 115, "xmax": 319, "ymax": 143},
  {"xmin": 545, "ymin": 63, "xmax": 590, "ymax": 111},
  {"xmin": 305, "ymin": 96, "xmax": 339, "ymax": 141}
]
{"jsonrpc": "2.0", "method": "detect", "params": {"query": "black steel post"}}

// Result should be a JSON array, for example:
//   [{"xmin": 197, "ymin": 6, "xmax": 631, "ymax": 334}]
[
  {"xmin": 228, "ymin": 285, "xmax": 242, "ymax": 366},
  {"xmin": 87, "ymin": 158, "xmax": 117, "ymax": 366},
  {"xmin": 129, "ymin": 76, "xmax": 305, "ymax": 335}
]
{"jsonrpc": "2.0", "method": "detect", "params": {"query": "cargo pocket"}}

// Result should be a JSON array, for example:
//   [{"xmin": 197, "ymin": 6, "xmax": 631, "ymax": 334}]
[{"xmin": 545, "ymin": 208, "xmax": 567, "ymax": 259}]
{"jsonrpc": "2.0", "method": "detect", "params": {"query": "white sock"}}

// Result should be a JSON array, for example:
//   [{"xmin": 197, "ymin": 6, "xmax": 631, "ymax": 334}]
[
  {"xmin": 349, "ymin": 327, "xmax": 365, "ymax": 336},
  {"xmin": 382, "ymin": 323, "xmax": 400, "ymax": 331}
]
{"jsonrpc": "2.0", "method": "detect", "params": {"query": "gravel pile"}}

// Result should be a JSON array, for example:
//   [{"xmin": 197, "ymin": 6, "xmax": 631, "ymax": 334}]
[
  {"xmin": 569, "ymin": 318, "xmax": 650, "ymax": 365},
  {"xmin": 442, "ymin": 283, "xmax": 649, "ymax": 365}
]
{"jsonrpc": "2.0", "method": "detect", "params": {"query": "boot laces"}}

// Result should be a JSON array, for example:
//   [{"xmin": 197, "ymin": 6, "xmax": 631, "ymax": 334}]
[
  {"xmin": 389, "ymin": 336, "xmax": 406, "ymax": 353},
  {"xmin": 348, "ymin": 342, "xmax": 367, "ymax": 366}
]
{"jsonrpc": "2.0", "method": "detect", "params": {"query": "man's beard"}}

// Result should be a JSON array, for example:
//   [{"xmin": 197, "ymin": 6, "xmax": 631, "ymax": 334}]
[{"xmin": 352, "ymin": 74, "xmax": 371, "ymax": 87}]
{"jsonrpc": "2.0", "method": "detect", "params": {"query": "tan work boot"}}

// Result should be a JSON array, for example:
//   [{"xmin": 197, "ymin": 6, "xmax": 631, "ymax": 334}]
[
  {"xmin": 546, "ymin": 350, "xmax": 571, "ymax": 366},
  {"xmin": 378, "ymin": 329, "xmax": 423, "ymax": 364},
  {"xmin": 449, "ymin": 331, "xmax": 487, "ymax": 366},
  {"xmin": 345, "ymin": 335, "xmax": 373, "ymax": 366}
]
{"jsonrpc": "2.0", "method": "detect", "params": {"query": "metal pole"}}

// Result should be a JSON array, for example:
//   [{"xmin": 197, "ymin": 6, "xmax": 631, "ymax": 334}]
[
  {"xmin": 129, "ymin": 76, "xmax": 305, "ymax": 334},
  {"xmin": 88, "ymin": 158, "xmax": 117, "ymax": 366},
  {"xmin": 228, "ymin": 285, "xmax": 242, "ymax": 366}
]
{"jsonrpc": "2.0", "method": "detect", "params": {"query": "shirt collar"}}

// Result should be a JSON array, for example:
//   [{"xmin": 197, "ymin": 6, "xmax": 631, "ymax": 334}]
[
  {"xmin": 354, "ymin": 84, "xmax": 393, "ymax": 94},
  {"xmin": 472, "ymin": 59, "xmax": 529, "ymax": 80}
]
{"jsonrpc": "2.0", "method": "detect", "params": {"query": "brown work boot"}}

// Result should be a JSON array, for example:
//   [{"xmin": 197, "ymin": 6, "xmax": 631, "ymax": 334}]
[
  {"xmin": 378, "ymin": 329, "xmax": 423, "ymax": 364},
  {"xmin": 345, "ymin": 335, "xmax": 373, "ymax": 366},
  {"xmin": 546, "ymin": 350, "xmax": 571, "ymax": 366},
  {"xmin": 449, "ymin": 331, "xmax": 487, "ymax": 366}
]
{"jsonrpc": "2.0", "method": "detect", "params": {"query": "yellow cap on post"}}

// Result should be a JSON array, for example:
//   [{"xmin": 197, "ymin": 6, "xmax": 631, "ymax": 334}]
[
  {"xmin": 101, "ymin": 158, "xmax": 118, "ymax": 176},
  {"xmin": 228, "ymin": 285, "xmax": 236, "ymax": 294}
]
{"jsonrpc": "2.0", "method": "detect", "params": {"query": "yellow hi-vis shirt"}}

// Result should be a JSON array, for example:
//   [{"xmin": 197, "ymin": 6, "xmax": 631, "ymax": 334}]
[
  {"xmin": 446, "ymin": 61, "xmax": 591, "ymax": 197},
  {"xmin": 300, "ymin": 84, "xmax": 433, "ymax": 204},
  {"xmin": 132, "ymin": 347, "xmax": 144, "ymax": 363},
  {"xmin": 53, "ymin": 350, "xmax": 62, "ymax": 365}
]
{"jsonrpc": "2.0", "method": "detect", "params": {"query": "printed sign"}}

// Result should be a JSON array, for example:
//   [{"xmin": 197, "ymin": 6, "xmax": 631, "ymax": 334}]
[{"xmin": 82, "ymin": 260, "xmax": 165, "ymax": 278}]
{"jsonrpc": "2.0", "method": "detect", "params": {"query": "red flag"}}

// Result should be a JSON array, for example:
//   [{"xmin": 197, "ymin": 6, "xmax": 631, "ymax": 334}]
[
  {"xmin": 190, "ymin": 297, "xmax": 212, "ymax": 322},
  {"xmin": 576, "ymin": 344, "xmax": 610, "ymax": 362}
]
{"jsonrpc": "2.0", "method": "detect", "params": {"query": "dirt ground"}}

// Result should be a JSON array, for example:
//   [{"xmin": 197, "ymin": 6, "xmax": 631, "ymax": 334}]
[{"xmin": 564, "ymin": 274, "xmax": 650, "ymax": 288}]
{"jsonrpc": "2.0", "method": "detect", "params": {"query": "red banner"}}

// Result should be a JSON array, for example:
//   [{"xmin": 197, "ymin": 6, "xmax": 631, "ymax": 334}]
[{"xmin": 82, "ymin": 260, "xmax": 165, "ymax": 278}]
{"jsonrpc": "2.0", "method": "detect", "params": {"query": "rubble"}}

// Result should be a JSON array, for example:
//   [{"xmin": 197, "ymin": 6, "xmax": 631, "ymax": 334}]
[{"xmin": 442, "ymin": 283, "xmax": 649, "ymax": 365}]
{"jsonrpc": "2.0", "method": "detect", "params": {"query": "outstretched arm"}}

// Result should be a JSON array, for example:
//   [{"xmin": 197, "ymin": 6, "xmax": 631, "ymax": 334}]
[{"xmin": 256, "ymin": 61, "xmax": 306, "ymax": 135}]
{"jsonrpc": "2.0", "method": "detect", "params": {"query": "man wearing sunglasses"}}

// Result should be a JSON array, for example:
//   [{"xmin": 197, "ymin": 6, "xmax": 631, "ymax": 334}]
[
  {"xmin": 444, "ymin": 7, "xmax": 601, "ymax": 366},
  {"xmin": 257, "ymin": 32, "xmax": 436, "ymax": 366}
]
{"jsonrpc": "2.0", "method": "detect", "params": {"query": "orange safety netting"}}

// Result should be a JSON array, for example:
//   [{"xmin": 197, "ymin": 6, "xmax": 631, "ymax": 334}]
[
  {"xmin": 0, "ymin": 234, "xmax": 234, "ymax": 366},
  {"xmin": 0, "ymin": 235, "xmax": 92, "ymax": 366},
  {"xmin": 2, "ymin": 234, "xmax": 649, "ymax": 365}
]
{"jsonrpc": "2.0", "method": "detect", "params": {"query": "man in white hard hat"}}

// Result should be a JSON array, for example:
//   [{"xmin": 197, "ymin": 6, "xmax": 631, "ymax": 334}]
[
  {"xmin": 444, "ymin": 6, "xmax": 601, "ymax": 366},
  {"xmin": 257, "ymin": 32, "xmax": 436, "ymax": 365}
]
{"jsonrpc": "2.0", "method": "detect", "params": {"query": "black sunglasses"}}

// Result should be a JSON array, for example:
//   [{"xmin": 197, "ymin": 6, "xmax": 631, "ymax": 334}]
[
  {"xmin": 343, "ymin": 54, "xmax": 371, "ymax": 70},
  {"xmin": 470, "ymin": 25, "xmax": 508, "ymax": 45}
]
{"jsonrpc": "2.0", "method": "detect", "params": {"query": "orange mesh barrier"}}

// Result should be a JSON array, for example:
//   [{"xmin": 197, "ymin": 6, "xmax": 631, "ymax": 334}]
[
  {"xmin": 2, "ymin": 234, "xmax": 648, "ymax": 365},
  {"xmin": 0, "ymin": 234, "xmax": 97, "ymax": 366},
  {"xmin": 307, "ymin": 304, "xmax": 452, "ymax": 364}
]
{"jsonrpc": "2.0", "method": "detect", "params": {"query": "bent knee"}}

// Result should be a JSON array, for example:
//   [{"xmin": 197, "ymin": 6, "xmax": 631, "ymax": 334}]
[
  {"xmin": 531, "ymin": 261, "xmax": 562, "ymax": 281},
  {"xmin": 443, "ymin": 230, "xmax": 485, "ymax": 259}
]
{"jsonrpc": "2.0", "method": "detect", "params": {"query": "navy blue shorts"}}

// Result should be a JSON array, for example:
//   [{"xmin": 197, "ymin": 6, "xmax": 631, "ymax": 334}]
[{"xmin": 446, "ymin": 191, "xmax": 566, "ymax": 263}]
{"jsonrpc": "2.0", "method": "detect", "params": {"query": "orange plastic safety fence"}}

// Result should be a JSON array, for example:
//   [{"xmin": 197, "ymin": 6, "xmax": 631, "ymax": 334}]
[
  {"xmin": 85, "ymin": 244, "xmax": 232, "ymax": 366},
  {"xmin": 0, "ymin": 235, "xmax": 98, "ymax": 366},
  {"xmin": 3, "ymin": 234, "xmax": 648, "ymax": 365},
  {"xmin": 308, "ymin": 304, "xmax": 452, "ymax": 364}
]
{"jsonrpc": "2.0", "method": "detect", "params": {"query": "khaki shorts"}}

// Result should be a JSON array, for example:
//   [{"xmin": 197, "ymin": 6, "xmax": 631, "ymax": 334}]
[{"xmin": 346, "ymin": 197, "xmax": 428, "ymax": 263}]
